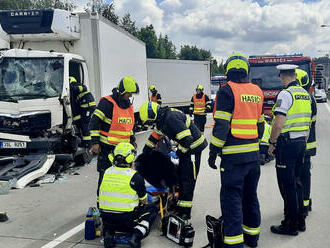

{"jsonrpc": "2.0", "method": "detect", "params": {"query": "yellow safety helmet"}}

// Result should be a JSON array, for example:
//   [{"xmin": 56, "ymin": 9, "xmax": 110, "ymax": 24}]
[
  {"xmin": 149, "ymin": 85, "xmax": 156, "ymax": 91},
  {"xmin": 108, "ymin": 142, "xmax": 137, "ymax": 165},
  {"xmin": 139, "ymin": 101, "xmax": 159, "ymax": 123},
  {"xmin": 295, "ymin": 68, "xmax": 310, "ymax": 91},
  {"xmin": 196, "ymin": 84, "xmax": 204, "ymax": 90},
  {"xmin": 224, "ymin": 52, "xmax": 249, "ymax": 76},
  {"xmin": 69, "ymin": 76, "xmax": 77, "ymax": 84},
  {"xmin": 118, "ymin": 76, "xmax": 140, "ymax": 95}
]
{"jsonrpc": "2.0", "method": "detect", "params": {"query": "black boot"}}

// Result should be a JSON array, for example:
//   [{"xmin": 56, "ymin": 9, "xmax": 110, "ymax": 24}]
[
  {"xmin": 270, "ymin": 224, "xmax": 298, "ymax": 236},
  {"xmin": 244, "ymin": 241, "xmax": 258, "ymax": 248},
  {"xmin": 298, "ymin": 218, "xmax": 306, "ymax": 232},
  {"xmin": 103, "ymin": 231, "xmax": 115, "ymax": 248},
  {"xmin": 129, "ymin": 232, "xmax": 142, "ymax": 248}
]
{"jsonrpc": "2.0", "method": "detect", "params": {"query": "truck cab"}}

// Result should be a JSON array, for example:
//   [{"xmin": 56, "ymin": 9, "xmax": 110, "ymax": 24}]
[
  {"xmin": 249, "ymin": 54, "xmax": 313, "ymax": 118},
  {"xmin": 0, "ymin": 9, "xmax": 90, "ymax": 155}
]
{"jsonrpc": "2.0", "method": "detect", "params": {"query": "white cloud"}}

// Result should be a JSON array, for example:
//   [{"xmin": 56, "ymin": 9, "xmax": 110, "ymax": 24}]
[
  {"xmin": 114, "ymin": 0, "xmax": 164, "ymax": 32},
  {"xmin": 73, "ymin": 0, "xmax": 330, "ymax": 60},
  {"xmin": 159, "ymin": 0, "xmax": 182, "ymax": 11}
]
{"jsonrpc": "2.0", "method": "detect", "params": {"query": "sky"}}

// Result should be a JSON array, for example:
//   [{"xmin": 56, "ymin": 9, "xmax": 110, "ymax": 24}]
[{"xmin": 73, "ymin": 0, "xmax": 330, "ymax": 61}]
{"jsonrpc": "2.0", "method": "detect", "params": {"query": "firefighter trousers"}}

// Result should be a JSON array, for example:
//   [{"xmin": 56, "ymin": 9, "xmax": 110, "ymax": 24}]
[
  {"xmin": 101, "ymin": 203, "xmax": 158, "ymax": 239},
  {"xmin": 301, "ymin": 154, "xmax": 312, "ymax": 216},
  {"xmin": 96, "ymin": 145, "xmax": 115, "ymax": 207},
  {"xmin": 74, "ymin": 108, "xmax": 95, "ymax": 147},
  {"xmin": 275, "ymin": 137, "xmax": 305, "ymax": 230},
  {"xmin": 220, "ymin": 159, "xmax": 261, "ymax": 248},
  {"xmin": 176, "ymin": 152, "xmax": 201, "ymax": 218},
  {"xmin": 193, "ymin": 114, "xmax": 207, "ymax": 133}
]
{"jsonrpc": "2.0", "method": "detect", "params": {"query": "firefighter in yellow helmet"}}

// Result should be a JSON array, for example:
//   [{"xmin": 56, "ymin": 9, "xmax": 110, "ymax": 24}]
[
  {"xmin": 89, "ymin": 76, "xmax": 139, "ymax": 208},
  {"xmin": 139, "ymin": 101, "xmax": 207, "ymax": 222},
  {"xmin": 269, "ymin": 65, "xmax": 312, "ymax": 236},
  {"xmin": 148, "ymin": 84, "xmax": 162, "ymax": 105},
  {"xmin": 189, "ymin": 84, "xmax": 211, "ymax": 133},
  {"xmin": 208, "ymin": 52, "xmax": 264, "ymax": 248},
  {"xmin": 69, "ymin": 76, "xmax": 96, "ymax": 147},
  {"xmin": 295, "ymin": 68, "xmax": 317, "ymax": 220},
  {"xmin": 99, "ymin": 142, "xmax": 157, "ymax": 248}
]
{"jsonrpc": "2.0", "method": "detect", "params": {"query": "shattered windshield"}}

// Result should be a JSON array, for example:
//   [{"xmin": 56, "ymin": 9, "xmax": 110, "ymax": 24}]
[{"xmin": 0, "ymin": 57, "xmax": 64, "ymax": 102}]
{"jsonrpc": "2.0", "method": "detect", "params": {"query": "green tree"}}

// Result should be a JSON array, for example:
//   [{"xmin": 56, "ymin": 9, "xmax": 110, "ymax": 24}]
[
  {"xmin": 120, "ymin": 13, "xmax": 138, "ymax": 37},
  {"xmin": 0, "ymin": 0, "xmax": 33, "ymax": 10},
  {"xmin": 157, "ymin": 34, "xmax": 176, "ymax": 59},
  {"xmin": 138, "ymin": 24, "xmax": 159, "ymax": 58},
  {"xmin": 211, "ymin": 59, "xmax": 220, "ymax": 76},
  {"xmin": 33, "ymin": 0, "xmax": 74, "ymax": 10},
  {"xmin": 87, "ymin": 0, "xmax": 119, "ymax": 25},
  {"xmin": 0, "ymin": 0, "xmax": 74, "ymax": 10}
]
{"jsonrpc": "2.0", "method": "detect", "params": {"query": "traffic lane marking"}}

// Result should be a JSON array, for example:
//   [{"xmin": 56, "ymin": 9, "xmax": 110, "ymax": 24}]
[{"xmin": 40, "ymin": 222, "xmax": 84, "ymax": 248}]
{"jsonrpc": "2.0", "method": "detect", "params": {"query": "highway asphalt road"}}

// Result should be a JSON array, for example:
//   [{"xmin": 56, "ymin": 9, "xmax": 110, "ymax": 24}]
[{"xmin": 1, "ymin": 103, "xmax": 330, "ymax": 248}]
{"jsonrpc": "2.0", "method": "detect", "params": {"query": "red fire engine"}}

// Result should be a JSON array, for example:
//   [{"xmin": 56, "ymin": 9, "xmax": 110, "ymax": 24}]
[{"xmin": 249, "ymin": 54, "xmax": 313, "ymax": 118}]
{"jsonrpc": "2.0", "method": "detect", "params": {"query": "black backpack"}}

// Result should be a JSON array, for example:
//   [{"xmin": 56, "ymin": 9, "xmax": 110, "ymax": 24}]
[{"xmin": 203, "ymin": 215, "xmax": 224, "ymax": 248}]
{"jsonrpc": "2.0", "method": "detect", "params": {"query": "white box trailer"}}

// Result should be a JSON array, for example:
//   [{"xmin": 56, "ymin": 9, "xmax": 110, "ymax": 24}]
[{"xmin": 146, "ymin": 58, "xmax": 210, "ymax": 111}]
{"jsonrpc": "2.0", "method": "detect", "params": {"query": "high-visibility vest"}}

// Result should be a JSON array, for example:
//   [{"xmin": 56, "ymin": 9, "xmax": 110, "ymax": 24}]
[
  {"xmin": 193, "ymin": 94, "xmax": 206, "ymax": 114},
  {"xmin": 149, "ymin": 94, "xmax": 159, "ymax": 103},
  {"xmin": 99, "ymin": 96, "xmax": 134, "ymax": 146},
  {"xmin": 228, "ymin": 81, "xmax": 264, "ymax": 139},
  {"xmin": 99, "ymin": 166, "xmax": 139, "ymax": 212},
  {"xmin": 260, "ymin": 121, "xmax": 271, "ymax": 145},
  {"xmin": 281, "ymin": 86, "xmax": 311, "ymax": 134}
]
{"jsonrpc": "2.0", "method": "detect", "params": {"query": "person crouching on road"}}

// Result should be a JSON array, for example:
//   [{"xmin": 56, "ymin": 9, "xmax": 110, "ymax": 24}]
[
  {"xmin": 269, "ymin": 65, "xmax": 312, "ymax": 236},
  {"xmin": 99, "ymin": 142, "xmax": 158, "ymax": 248},
  {"xmin": 189, "ymin": 84, "xmax": 211, "ymax": 134},
  {"xmin": 139, "ymin": 101, "xmax": 208, "ymax": 221},
  {"xmin": 89, "ymin": 76, "xmax": 139, "ymax": 207},
  {"xmin": 208, "ymin": 52, "xmax": 264, "ymax": 248}
]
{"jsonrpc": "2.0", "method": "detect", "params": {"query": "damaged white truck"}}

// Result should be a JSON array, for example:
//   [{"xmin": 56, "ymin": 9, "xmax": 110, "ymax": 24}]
[{"xmin": 0, "ymin": 9, "xmax": 148, "ymax": 189}]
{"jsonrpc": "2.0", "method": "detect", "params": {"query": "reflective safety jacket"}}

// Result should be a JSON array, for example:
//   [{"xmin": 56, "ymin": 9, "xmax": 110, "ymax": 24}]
[
  {"xmin": 281, "ymin": 86, "xmax": 312, "ymax": 135},
  {"xmin": 260, "ymin": 121, "xmax": 271, "ymax": 145},
  {"xmin": 306, "ymin": 93, "xmax": 317, "ymax": 156},
  {"xmin": 99, "ymin": 166, "xmax": 139, "ymax": 212},
  {"xmin": 210, "ymin": 82, "xmax": 264, "ymax": 163},
  {"xmin": 144, "ymin": 107, "xmax": 208, "ymax": 155},
  {"xmin": 228, "ymin": 82, "xmax": 263, "ymax": 139},
  {"xmin": 189, "ymin": 93, "xmax": 211, "ymax": 115},
  {"xmin": 90, "ymin": 94, "xmax": 135, "ymax": 147},
  {"xmin": 148, "ymin": 92, "xmax": 162, "ymax": 105}
]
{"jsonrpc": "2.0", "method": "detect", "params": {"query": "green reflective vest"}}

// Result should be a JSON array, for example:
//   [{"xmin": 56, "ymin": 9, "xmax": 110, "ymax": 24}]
[
  {"xmin": 281, "ymin": 86, "xmax": 312, "ymax": 134},
  {"xmin": 99, "ymin": 166, "xmax": 139, "ymax": 212},
  {"xmin": 260, "ymin": 121, "xmax": 271, "ymax": 145}
]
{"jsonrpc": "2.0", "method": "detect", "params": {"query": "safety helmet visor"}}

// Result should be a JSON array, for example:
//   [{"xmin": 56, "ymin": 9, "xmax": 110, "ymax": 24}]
[
  {"xmin": 118, "ymin": 77, "xmax": 140, "ymax": 95},
  {"xmin": 139, "ymin": 101, "xmax": 158, "ymax": 123},
  {"xmin": 69, "ymin": 76, "xmax": 77, "ymax": 84},
  {"xmin": 196, "ymin": 84, "xmax": 204, "ymax": 90},
  {"xmin": 295, "ymin": 68, "xmax": 309, "ymax": 88},
  {"xmin": 225, "ymin": 53, "xmax": 249, "ymax": 75}
]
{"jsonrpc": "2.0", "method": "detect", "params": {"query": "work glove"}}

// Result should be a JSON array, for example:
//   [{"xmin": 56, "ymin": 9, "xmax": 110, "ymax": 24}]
[{"xmin": 208, "ymin": 151, "xmax": 218, "ymax": 169}]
